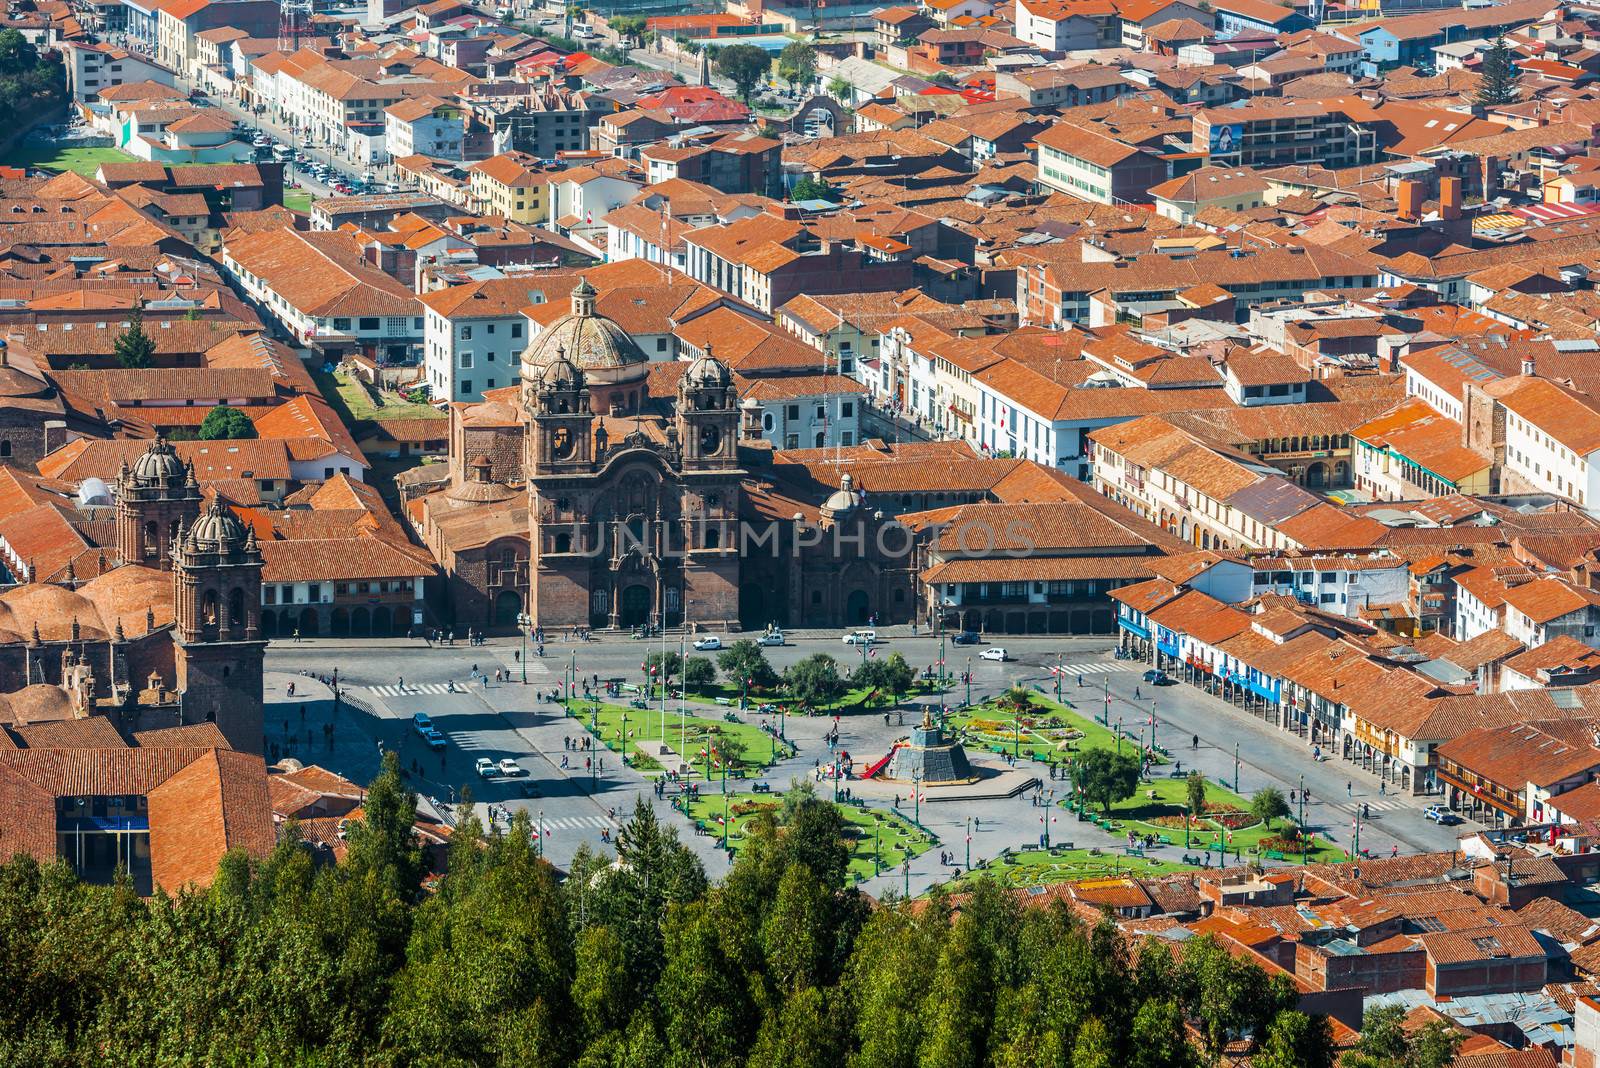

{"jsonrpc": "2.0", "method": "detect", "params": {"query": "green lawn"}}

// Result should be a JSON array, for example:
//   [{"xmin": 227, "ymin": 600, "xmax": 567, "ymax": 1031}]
[
  {"xmin": 687, "ymin": 794, "xmax": 934, "ymax": 884},
  {"xmin": 1070, "ymin": 775, "xmax": 1350, "ymax": 865},
  {"xmin": 314, "ymin": 369, "xmax": 438, "ymax": 423},
  {"xmin": 14, "ymin": 144, "xmax": 139, "ymax": 179},
  {"xmin": 952, "ymin": 694, "xmax": 1157, "ymax": 769},
  {"xmin": 947, "ymin": 847, "xmax": 1198, "ymax": 891},
  {"xmin": 283, "ymin": 190, "xmax": 313, "ymax": 213},
  {"xmin": 564, "ymin": 699, "xmax": 789, "ymax": 780}
]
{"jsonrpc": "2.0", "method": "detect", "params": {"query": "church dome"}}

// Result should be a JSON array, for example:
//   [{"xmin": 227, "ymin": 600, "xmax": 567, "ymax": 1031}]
[
  {"xmin": 683, "ymin": 349, "xmax": 733, "ymax": 391},
  {"xmin": 130, "ymin": 437, "xmax": 186, "ymax": 484},
  {"xmin": 539, "ymin": 352, "xmax": 585, "ymax": 392},
  {"xmin": 821, "ymin": 472, "xmax": 859, "ymax": 518},
  {"xmin": 186, "ymin": 499, "xmax": 247, "ymax": 552},
  {"xmin": 520, "ymin": 278, "xmax": 647, "ymax": 388}
]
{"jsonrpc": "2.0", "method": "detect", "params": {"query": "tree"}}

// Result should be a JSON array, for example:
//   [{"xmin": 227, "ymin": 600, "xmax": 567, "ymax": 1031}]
[
  {"xmin": 790, "ymin": 175, "xmax": 833, "ymax": 202},
  {"xmin": 1476, "ymin": 35, "xmax": 1520, "ymax": 106},
  {"xmin": 1255, "ymin": 1011, "xmax": 1335, "ymax": 1068},
  {"xmin": 717, "ymin": 639, "xmax": 779, "ymax": 690},
  {"xmin": 881, "ymin": 653, "xmax": 915, "ymax": 705},
  {"xmin": 827, "ymin": 76, "xmax": 851, "ymax": 100},
  {"xmin": 1344, "ymin": 1004, "xmax": 1462, "ymax": 1068},
  {"xmin": 114, "ymin": 305, "xmax": 156, "ymax": 369},
  {"xmin": 1186, "ymin": 771, "xmax": 1207, "ymax": 821},
  {"xmin": 1073, "ymin": 748, "xmax": 1141, "ymax": 814},
  {"xmin": 715, "ymin": 43, "xmax": 771, "ymax": 102},
  {"xmin": 197, "ymin": 405, "xmax": 257, "ymax": 440},
  {"xmin": 643, "ymin": 651, "xmax": 681, "ymax": 688},
  {"xmin": 682, "ymin": 656, "xmax": 716, "ymax": 692},
  {"xmin": 1250, "ymin": 786, "xmax": 1291, "ymax": 834},
  {"xmin": 785, "ymin": 653, "xmax": 844, "ymax": 710},
  {"xmin": 608, "ymin": 13, "xmax": 645, "ymax": 43},
  {"xmin": 777, "ymin": 41, "xmax": 816, "ymax": 90}
]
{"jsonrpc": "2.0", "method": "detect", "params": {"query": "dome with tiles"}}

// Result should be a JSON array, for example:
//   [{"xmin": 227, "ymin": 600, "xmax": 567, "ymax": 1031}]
[{"xmin": 520, "ymin": 279, "xmax": 647, "ymax": 388}]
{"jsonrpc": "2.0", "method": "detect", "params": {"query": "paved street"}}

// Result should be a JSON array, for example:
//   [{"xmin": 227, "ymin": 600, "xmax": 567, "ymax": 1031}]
[{"xmin": 266, "ymin": 630, "xmax": 1473, "ymax": 894}]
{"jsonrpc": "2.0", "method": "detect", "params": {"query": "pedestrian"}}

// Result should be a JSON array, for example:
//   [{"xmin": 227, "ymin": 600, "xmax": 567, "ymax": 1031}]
[
  {"xmin": 1135, "ymin": 686, "xmax": 1141, "ymax": 700},
  {"xmin": 1379, "ymin": 780, "xmax": 1386, "ymax": 796},
  {"xmin": 1078, "ymin": 674, "xmax": 1083, "ymax": 688},
  {"xmin": 1347, "ymin": 781, "xmax": 1353, "ymax": 798},
  {"xmin": 1391, "ymin": 845, "xmax": 1399, "ymax": 858}
]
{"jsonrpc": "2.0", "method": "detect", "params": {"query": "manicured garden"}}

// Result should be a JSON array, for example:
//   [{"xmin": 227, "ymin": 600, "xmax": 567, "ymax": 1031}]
[
  {"xmin": 1068, "ymin": 775, "xmax": 1350, "ymax": 865},
  {"xmin": 951, "ymin": 691, "xmax": 1158, "ymax": 768},
  {"xmin": 949, "ymin": 847, "xmax": 1198, "ymax": 890},
  {"xmin": 314, "ymin": 369, "xmax": 440, "ymax": 423},
  {"xmin": 686, "ymin": 794, "xmax": 934, "ymax": 884},
  {"xmin": 563, "ymin": 698, "xmax": 789, "ymax": 780}
]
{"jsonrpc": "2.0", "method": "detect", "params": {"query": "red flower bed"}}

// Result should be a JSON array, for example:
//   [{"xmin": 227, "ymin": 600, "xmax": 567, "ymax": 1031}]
[
  {"xmin": 1148, "ymin": 815, "xmax": 1190, "ymax": 830},
  {"xmin": 1258, "ymin": 834, "xmax": 1306, "ymax": 854},
  {"xmin": 1213, "ymin": 812, "xmax": 1260, "ymax": 831}
]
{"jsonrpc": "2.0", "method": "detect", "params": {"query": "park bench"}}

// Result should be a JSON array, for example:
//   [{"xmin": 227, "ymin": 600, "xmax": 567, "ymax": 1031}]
[
  {"xmin": 1125, "ymin": 847, "xmax": 1146, "ymax": 857},
  {"xmin": 752, "ymin": 782, "xmax": 772, "ymax": 794},
  {"xmin": 1265, "ymin": 850, "xmax": 1287, "ymax": 861}
]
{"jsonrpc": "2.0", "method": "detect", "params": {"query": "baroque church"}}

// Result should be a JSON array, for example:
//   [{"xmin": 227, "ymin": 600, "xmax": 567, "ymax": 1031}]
[
  {"xmin": 0, "ymin": 437, "xmax": 267, "ymax": 754},
  {"xmin": 416, "ymin": 280, "xmax": 920, "ymax": 633}
]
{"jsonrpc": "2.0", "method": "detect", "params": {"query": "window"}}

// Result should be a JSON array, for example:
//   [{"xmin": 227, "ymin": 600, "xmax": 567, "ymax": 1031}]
[
  {"xmin": 309, "ymin": 584, "xmax": 321, "ymax": 602},
  {"xmin": 264, "ymin": 586, "xmax": 277, "ymax": 605},
  {"xmin": 656, "ymin": 337, "xmax": 667, "ymax": 352},
  {"xmin": 461, "ymin": 325, "xmax": 473, "ymax": 340},
  {"xmin": 842, "ymin": 402, "xmax": 854, "ymax": 418},
  {"xmin": 459, "ymin": 351, "xmax": 473, "ymax": 368},
  {"xmin": 359, "ymin": 317, "xmax": 379, "ymax": 331},
  {"xmin": 787, "ymin": 404, "xmax": 800, "ymax": 420},
  {"xmin": 512, "ymin": 322, "xmax": 523, "ymax": 338},
  {"xmin": 333, "ymin": 317, "xmax": 350, "ymax": 331},
  {"xmin": 486, "ymin": 378, "xmax": 496, "ymax": 389},
  {"xmin": 335, "ymin": 583, "xmax": 349, "ymax": 595},
  {"xmin": 462, "ymin": 380, "xmax": 472, "ymax": 394},
  {"xmin": 486, "ymin": 323, "xmax": 495, "ymax": 335}
]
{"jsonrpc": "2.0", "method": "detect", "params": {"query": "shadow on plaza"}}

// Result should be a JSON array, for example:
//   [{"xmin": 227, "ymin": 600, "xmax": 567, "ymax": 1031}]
[{"xmin": 265, "ymin": 696, "xmax": 613, "ymax": 810}]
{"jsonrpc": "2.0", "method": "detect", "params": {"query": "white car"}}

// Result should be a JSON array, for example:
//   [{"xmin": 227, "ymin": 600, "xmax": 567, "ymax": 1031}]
[
  {"xmin": 979, "ymin": 647, "xmax": 1008, "ymax": 662},
  {"xmin": 497, "ymin": 758, "xmax": 524, "ymax": 777},
  {"xmin": 758, "ymin": 631, "xmax": 785, "ymax": 646},
  {"xmin": 692, "ymin": 636, "xmax": 722, "ymax": 651},
  {"xmin": 843, "ymin": 630, "xmax": 877, "ymax": 645},
  {"xmin": 475, "ymin": 758, "xmax": 496, "ymax": 778}
]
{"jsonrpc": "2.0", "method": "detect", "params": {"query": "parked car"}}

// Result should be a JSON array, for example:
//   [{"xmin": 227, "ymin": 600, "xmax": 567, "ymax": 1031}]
[
  {"xmin": 1141, "ymin": 669, "xmax": 1176, "ymax": 686},
  {"xmin": 1425, "ymin": 805, "xmax": 1463, "ymax": 825},
  {"xmin": 421, "ymin": 727, "xmax": 447, "ymax": 751},
  {"xmin": 979, "ymin": 647, "xmax": 1008, "ymax": 662},
  {"xmin": 692, "ymin": 636, "xmax": 722, "ymax": 651},
  {"xmin": 758, "ymin": 631, "xmax": 785, "ymax": 646},
  {"xmin": 951, "ymin": 630, "xmax": 981, "ymax": 645},
  {"xmin": 497, "ymin": 758, "xmax": 524, "ymax": 776},
  {"xmin": 411, "ymin": 712, "xmax": 434, "ymax": 736},
  {"xmin": 475, "ymin": 758, "xmax": 496, "ymax": 778},
  {"xmin": 843, "ymin": 630, "xmax": 877, "ymax": 645}
]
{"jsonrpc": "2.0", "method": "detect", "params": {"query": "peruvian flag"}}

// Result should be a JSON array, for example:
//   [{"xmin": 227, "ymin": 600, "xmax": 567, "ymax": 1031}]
[{"xmin": 869, "ymin": 648, "xmax": 878, "ymax": 658}]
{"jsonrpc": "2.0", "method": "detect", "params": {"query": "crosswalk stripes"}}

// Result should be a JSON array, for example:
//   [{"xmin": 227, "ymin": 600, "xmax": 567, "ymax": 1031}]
[
  {"xmin": 1049, "ymin": 662, "xmax": 1130, "ymax": 676},
  {"xmin": 1332, "ymin": 798, "xmax": 1408, "ymax": 814}
]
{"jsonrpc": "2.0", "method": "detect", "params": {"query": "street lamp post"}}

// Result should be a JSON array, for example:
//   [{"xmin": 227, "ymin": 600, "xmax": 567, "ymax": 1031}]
[
  {"xmin": 966, "ymin": 657, "xmax": 972, "ymax": 708},
  {"xmin": 874, "ymin": 820, "xmax": 881, "ymax": 875},
  {"xmin": 620, "ymin": 711, "xmax": 629, "ymax": 767},
  {"xmin": 902, "ymin": 859, "xmax": 910, "ymax": 898},
  {"xmin": 913, "ymin": 770, "xmax": 922, "ymax": 828},
  {"xmin": 1234, "ymin": 742, "xmax": 1241, "ymax": 792},
  {"xmin": 1102, "ymin": 678, "xmax": 1110, "ymax": 726},
  {"xmin": 965, "ymin": 815, "xmax": 971, "ymax": 870},
  {"xmin": 517, "ymin": 613, "xmax": 529, "ymax": 684}
]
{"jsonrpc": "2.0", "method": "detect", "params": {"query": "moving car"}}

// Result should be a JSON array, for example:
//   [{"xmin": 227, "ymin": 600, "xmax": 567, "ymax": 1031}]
[
  {"xmin": 979, "ymin": 647, "xmax": 1008, "ymax": 662},
  {"xmin": 475, "ymin": 758, "xmax": 496, "ymax": 778},
  {"xmin": 497, "ymin": 758, "xmax": 524, "ymax": 776},
  {"xmin": 843, "ymin": 630, "xmax": 877, "ymax": 645},
  {"xmin": 411, "ymin": 712, "xmax": 434, "ymax": 736},
  {"xmin": 1142, "ymin": 669, "xmax": 1176, "ymax": 686},
  {"xmin": 692, "ymin": 636, "xmax": 722, "ymax": 651},
  {"xmin": 1425, "ymin": 805, "xmax": 1463, "ymax": 825},
  {"xmin": 951, "ymin": 630, "xmax": 981, "ymax": 645},
  {"xmin": 421, "ymin": 727, "xmax": 447, "ymax": 751}
]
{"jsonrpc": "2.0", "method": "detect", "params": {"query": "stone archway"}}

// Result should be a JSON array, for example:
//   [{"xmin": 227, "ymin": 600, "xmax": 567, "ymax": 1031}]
[
  {"xmin": 785, "ymin": 94, "xmax": 852, "ymax": 138},
  {"xmin": 330, "ymin": 607, "xmax": 350, "ymax": 636},
  {"xmin": 298, "ymin": 607, "xmax": 319, "ymax": 637},
  {"xmin": 621, "ymin": 584, "xmax": 652, "ymax": 628},
  {"xmin": 373, "ymin": 606, "xmax": 394, "ymax": 635},
  {"xmin": 1307, "ymin": 462, "xmax": 1329, "ymax": 489},
  {"xmin": 845, "ymin": 589, "xmax": 870, "ymax": 625},
  {"xmin": 351, "ymin": 606, "xmax": 370, "ymax": 635},
  {"xmin": 494, "ymin": 590, "xmax": 522, "ymax": 628},
  {"xmin": 261, "ymin": 609, "xmax": 278, "ymax": 638}
]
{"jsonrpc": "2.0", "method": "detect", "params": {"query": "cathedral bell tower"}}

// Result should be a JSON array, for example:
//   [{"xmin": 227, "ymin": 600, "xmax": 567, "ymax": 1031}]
[
  {"xmin": 676, "ymin": 347, "xmax": 738, "ymax": 471},
  {"xmin": 115, "ymin": 436, "xmax": 202, "ymax": 569},
  {"xmin": 526, "ymin": 350, "xmax": 594, "ymax": 476},
  {"xmin": 172, "ymin": 498, "xmax": 265, "ymax": 754}
]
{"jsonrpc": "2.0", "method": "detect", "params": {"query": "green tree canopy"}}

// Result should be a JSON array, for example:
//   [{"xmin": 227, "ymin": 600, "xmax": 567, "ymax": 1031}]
[
  {"xmin": 114, "ymin": 305, "xmax": 156, "ymax": 369},
  {"xmin": 1250, "ymin": 787, "xmax": 1291, "ymax": 833},
  {"xmin": 682, "ymin": 656, "xmax": 716, "ymax": 691},
  {"xmin": 1073, "ymin": 748, "xmax": 1141, "ymax": 814},
  {"xmin": 777, "ymin": 40, "xmax": 816, "ymax": 89},
  {"xmin": 716, "ymin": 43, "xmax": 771, "ymax": 101},
  {"xmin": 784, "ymin": 653, "xmax": 844, "ymax": 710},
  {"xmin": 197, "ymin": 405, "xmax": 257, "ymax": 440},
  {"xmin": 717, "ymin": 639, "xmax": 779, "ymax": 689},
  {"xmin": 1475, "ymin": 35, "xmax": 1521, "ymax": 106},
  {"xmin": 790, "ymin": 175, "xmax": 833, "ymax": 202},
  {"xmin": 644, "ymin": 650, "xmax": 681, "ymax": 684},
  {"xmin": 1186, "ymin": 771, "xmax": 1208, "ymax": 820}
]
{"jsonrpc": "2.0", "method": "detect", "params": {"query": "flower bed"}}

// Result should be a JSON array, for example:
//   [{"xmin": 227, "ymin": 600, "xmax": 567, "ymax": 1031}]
[
  {"xmin": 1257, "ymin": 834, "xmax": 1306, "ymax": 854},
  {"xmin": 1147, "ymin": 815, "xmax": 1191, "ymax": 830},
  {"xmin": 1212, "ymin": 812, "xmax": 1261, "ymax": 831}
]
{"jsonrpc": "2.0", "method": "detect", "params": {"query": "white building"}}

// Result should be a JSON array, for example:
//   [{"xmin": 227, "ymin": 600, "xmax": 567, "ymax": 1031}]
[
  {"xmin": 418, "ymin": 279, "xmax": 535, "ymax": 403},
  {"xmin": 59, "ymin": 41, "xmax": 173, "ymax": 101},
  {"xmin": 1495, "ymin": 372, "xmax": 1600, "ymax": 511}
]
